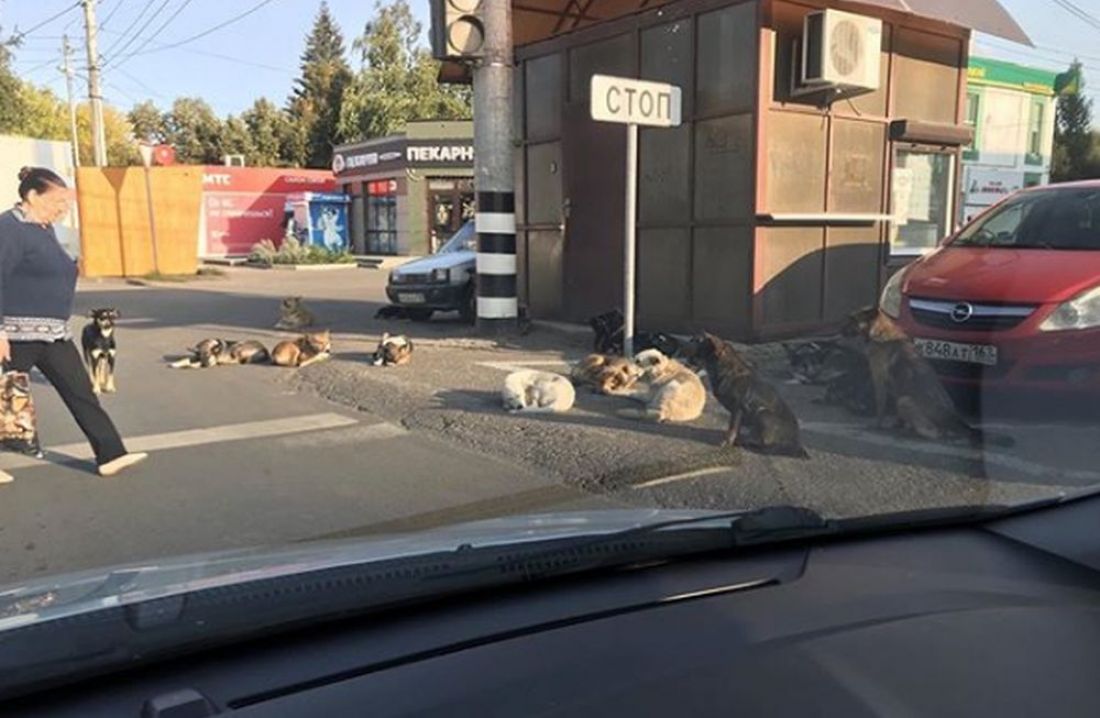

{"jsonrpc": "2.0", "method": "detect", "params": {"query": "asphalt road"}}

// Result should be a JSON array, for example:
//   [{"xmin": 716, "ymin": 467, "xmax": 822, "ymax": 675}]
[{"xmin": 2, "ymin": 266, "xmax": 1097, "ymax": 584}]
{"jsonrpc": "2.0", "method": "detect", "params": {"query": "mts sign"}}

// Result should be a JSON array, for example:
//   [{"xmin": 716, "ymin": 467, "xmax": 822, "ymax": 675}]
[{"xmin": 590, "ymin": 74, "xmax": 682, "ymax": 128}]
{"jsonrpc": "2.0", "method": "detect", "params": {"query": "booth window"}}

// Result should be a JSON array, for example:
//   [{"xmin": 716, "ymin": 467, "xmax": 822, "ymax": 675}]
[
  {"xmin": 891, "ymin": 148, "xmax": 955, "ymax": 257},
  {"xmin": 366, "ymin": 180, "xmax": 397, "ymax": 254}
]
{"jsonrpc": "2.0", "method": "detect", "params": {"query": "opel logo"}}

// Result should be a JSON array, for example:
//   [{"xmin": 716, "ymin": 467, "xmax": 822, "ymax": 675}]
[{"xmin": 950, "ymin": 302, "xmax": 974, "ymax": 323}]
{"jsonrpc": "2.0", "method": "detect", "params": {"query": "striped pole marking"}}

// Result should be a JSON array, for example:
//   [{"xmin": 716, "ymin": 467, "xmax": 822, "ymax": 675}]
[{"xmin": 476, "ymin": 191, "xmax": 518, "ymax": 321}]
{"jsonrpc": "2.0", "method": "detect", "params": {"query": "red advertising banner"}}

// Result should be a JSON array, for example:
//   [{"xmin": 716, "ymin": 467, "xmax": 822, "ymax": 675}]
[{"xmin": 200, "ymin": 167, "xmax": 337, "ymax": 256}]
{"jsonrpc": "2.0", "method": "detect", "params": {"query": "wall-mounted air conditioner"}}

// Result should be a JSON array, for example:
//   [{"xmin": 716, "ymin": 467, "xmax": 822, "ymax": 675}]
[{"xmin": 797, "ymin": 9, "xmax": 882, "ymax": 95}]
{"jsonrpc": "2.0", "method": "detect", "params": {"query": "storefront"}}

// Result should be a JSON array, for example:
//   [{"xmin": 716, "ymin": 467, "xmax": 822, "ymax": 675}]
[
  {"xmin": 332, "ymin": 121, "xmax": 475, "ymax": 256},
  {"xmin": 509, "ymin": 0, "xmax": 1028, "ymax": 340}
]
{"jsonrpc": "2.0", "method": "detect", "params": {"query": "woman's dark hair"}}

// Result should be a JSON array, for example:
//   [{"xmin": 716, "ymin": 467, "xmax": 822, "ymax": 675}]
[{"xmin": 18, "ymin": 166, "xmax": 67, "ymax": 200}]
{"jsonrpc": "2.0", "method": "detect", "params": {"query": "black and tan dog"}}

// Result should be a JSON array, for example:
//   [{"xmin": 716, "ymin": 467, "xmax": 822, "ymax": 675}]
[
  {"xmin": 82, "ymin": 308, "xmax": 119, "ymax": 394},
  {"xmin": 372, "ymin": 333, "xmax": 414, "ymax": 367},
  {"xmin": 272, "ymin": 330, "xmax": 332, "ymax": 368},
  {"xmin": 849, "ymin": 307, "xmax": 1011, "ymax": 447},
  {"xmin": 689, "ymin": 333, "xmax": 808, "ymax": 458},
  {"xmin": 169, "ymin": 339, "xmax": 270, "ymax": 369}
]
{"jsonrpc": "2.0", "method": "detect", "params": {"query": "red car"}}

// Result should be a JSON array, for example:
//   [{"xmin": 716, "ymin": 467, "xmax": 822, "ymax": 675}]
[{"xmin": 882, "ymin": 181, "xmax": 1100, "ymax": 392}]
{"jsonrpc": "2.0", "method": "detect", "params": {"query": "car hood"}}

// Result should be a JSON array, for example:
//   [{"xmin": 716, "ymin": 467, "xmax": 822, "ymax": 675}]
[
  {"xmin": 393, "ymin": 250, "xmax": 475, "ymax": 275},
  {"xmin": 905, "ymin": 246, "xmax": 1100, "ymax": 304},
  {"xmin": 0, "ymin": 510, "xmax": 724, "ymax": 630}
]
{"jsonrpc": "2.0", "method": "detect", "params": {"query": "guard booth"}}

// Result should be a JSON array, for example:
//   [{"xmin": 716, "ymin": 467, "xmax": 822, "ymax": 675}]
[{"xmin": 508, "ymin": 0, "xmax": 1030, "ymax": 340}]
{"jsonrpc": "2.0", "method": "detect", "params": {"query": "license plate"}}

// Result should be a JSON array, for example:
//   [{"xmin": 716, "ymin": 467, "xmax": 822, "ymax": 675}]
[
  {"xmin": 914, "ymin": 339, "xmax": 999, "ymax": 367},
  {"xmin": 397, "ymin": 292, "xmax": 425, "ymax": 304}
]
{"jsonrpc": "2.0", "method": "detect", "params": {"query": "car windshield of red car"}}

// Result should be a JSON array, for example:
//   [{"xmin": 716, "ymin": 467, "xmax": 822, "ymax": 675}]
[{"xmin": 954, "ymin": 188, "xmax": 1100, "ymax": 250}]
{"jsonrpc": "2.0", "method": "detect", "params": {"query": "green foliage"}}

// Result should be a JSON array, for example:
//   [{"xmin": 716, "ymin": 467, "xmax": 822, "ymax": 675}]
[
  {"xmin": 1053, "ymin": 62, "xmax": 1100, "ymax": 182},
  {"xmin": 242, "ymin": 98, "xmax": 298, "ymax": 167},
  {"xmin": 338, "ymin": 0, "xmax": 471, "ymax": 141},
  {"xmin": 129, "ymin": 100, "xmax": 166, "ymax": 143},
  {"xmin": 249, "ymin": 236, "xmax": 356, "ymax": 266},
  {"xmin": 287, "ymin": 1, "xmax": 353, "ymax": 168},
  {"xmin": 163, "ymin": 97, "xmax": 224, "ymax": 164}
]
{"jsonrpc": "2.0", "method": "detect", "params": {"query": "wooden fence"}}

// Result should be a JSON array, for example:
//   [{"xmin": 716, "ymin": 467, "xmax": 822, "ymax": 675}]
[{"xmin": 77, "ymin": 167, "xmax": 203, "ymax": 277}]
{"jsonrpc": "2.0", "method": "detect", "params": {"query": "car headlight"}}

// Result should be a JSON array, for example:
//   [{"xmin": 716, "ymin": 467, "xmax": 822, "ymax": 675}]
[
  {"xmin": 1040, "ymin": 286, "xmax": 1100, "ymax": 332},
  {"xmin": 431, "ymin": 268, "xmax": 450, "ymax": 283},
  {"xmin": 389, "ymin": 271, "xmax": 398, "ymax": 285},
  {"xmin": 879, "ymin": 268, "xmax": 907, "ymax": 319}
]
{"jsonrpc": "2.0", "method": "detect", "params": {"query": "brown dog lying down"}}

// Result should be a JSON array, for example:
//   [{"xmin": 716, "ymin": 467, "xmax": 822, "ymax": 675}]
[
  {"xmin": 689, "ymin": 333, "xmax": 808, "ymax": 458},
  {"xmin": 570, "ymin": 354, "xmax": 644, "ymax": 395},
  {"xmin": 170, "ymin": 339, "xmax": 270, "ymax": 369},
  {"xmin": 848, "ymin": 307, "xmax": 1012, "ymax": 447},
  {"xmin": 271, "ymin": 330, "xmax": 332, "ymax": 368}
]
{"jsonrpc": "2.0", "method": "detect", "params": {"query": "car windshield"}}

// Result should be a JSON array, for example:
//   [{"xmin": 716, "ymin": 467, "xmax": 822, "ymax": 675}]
[
  {"xmin": 438, "ymin": 221, "xmax": 477, "ymax": 253},
  {"xmin": 953, "ymin": 188, "xmax": 1100, "ymax": 250},
  {"xmin": 2, "ymin": 0, "xmax": 1099, "ymax": 689}
]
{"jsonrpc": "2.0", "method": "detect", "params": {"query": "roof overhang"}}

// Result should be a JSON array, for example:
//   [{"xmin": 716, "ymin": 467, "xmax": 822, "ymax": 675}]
[{"xmin": 512, "ymin": 0, "xmax": 1032, "ymax": 47}]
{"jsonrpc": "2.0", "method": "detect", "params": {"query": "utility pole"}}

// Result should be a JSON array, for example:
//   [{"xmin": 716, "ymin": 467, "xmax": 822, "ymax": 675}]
[
  {"xmin": 81, "ymin": 0, "xmax": 108, "ymax": 166},
  {"xmin": 61, "ymin": 35, "xmax": 80, "ymax": 169},
  {"xmin": 473, "ymin": 0, "xmax": 518, "ymax": 334}
]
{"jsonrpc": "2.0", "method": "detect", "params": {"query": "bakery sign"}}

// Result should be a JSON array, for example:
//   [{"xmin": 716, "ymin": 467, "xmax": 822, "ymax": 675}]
[
  {"xmin": 333, "ymin": 138, "xmax": 475, "ymax": 176},
  {"xmin": 965, "ymin": 168, "xmax": 1025, "ymax": 206}
]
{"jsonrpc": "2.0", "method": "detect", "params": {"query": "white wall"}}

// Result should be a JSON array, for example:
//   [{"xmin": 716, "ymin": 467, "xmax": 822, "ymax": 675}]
[{"xmin": 0, "ymin": 135, "xmax": 79, "ymax": 256}]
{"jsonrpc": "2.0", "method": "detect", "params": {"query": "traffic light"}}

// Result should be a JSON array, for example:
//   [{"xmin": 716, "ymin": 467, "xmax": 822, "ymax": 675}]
[{"xmin": 430, "ymin": 0, "xmax": 485, "ymax": 61}]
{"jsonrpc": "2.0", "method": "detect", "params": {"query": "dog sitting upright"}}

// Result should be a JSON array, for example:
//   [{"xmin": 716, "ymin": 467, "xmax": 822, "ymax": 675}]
[
  {"xmin": 690, "ymin": 333, "xmax": 808, "ymax": 458},
  {"xmin": 275, "ymin": 296, "xmax": 315, "ymax": 331},
  {"xmin": 82, "ymin": 308, "xmax": 119, "ymax": 394},
  {"xmin": 617, "ymin": 349, "xmax": 706, "ymax": 423}
]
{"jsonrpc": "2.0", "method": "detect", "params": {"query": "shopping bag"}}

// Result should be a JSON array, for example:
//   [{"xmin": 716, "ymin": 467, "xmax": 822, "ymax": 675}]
[{"xmin": 0, "ymin": 370, "xmax": 42, "ymax": 457}]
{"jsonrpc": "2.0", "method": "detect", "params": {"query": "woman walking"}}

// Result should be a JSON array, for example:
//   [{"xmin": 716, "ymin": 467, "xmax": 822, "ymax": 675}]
[{"xmin": 0, "ymin": 167, "xmax": 146, "ymax": 478}]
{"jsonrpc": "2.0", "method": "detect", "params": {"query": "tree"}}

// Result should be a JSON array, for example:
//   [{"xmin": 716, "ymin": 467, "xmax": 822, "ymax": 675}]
[
  {"xmin": 287, "ymin": 1, "xmax": 353, "ymax": 168},
  {"xmin": 338, "ymin": 0, "xmax": 470, "ymax": 142},
  {"xmin": 1053, "ymin": 62, "xmax": 1099, "ymax": 181},
  {"xmin": 242, "ymin": 97, "xmax": 297, "ymax": 167},
  {"xmin": 162, "ymin": 97, "xmax": 224, "ymax": 164},
  {"xmin": 219, "ymin": 115, "xmax": 256, "ymax": 162},
  {"xmin": 74, "ymin": 103, "xmax": 140, "ymax": 166},
  {"xmin": 0, "ymin": 39, "xmax": 28, "ymax": 134},
  {"xmin": 13, "ymin": 83, "xmax": 69, "ymax": 141},
  {"xmin": 129, "ymin": 100, "xmax": 165, "ymax": 143}
]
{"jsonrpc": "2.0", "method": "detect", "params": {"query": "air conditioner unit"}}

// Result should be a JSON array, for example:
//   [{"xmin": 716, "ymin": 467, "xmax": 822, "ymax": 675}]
[{"xmin": 800, "ymin": 9, "xmax": 882, "ymax": 93}]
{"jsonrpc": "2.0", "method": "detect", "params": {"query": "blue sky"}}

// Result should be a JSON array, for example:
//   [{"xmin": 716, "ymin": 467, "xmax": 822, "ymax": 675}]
[{"xmin": 2, "ymin": 0, "xmax": 1098, "ymax": 117}]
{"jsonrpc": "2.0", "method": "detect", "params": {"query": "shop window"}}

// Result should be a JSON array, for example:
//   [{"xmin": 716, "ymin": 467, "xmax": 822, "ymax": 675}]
[
  {"xmin": 1027, "ymin": 99, "xmax": 1045, "ymax": 166},
  {"xmin": 963, "ymin": 91, "xmax": 981, "ymax": 161},
  {"xmin": 891, "ymin": 148, "xmax": 955, "ymax": 256},
  {"xmin": 366, "ymin": 182, "xmax": 398, "ymax": 254},
  {"xmin": 696, "ymin": 2, "xmax": 757, "ymax": 116}
]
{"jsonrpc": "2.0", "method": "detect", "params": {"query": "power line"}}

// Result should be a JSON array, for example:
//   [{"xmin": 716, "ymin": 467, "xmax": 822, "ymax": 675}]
[
  {"xmin": 9, "ymin": 2, "xmax": 82, "ymax": 43},
  {"xmin": 104, "ymin": 0, "xmax": 194, "ymax": 69},
  {"xmin": 100, "ymin": 0, "xmax": 155, "ymax": 57},
  {"xmin": 98, "ymin": 26, "xmax": 292, "ymax": 73},
  {"xmin": 100, "ymin": 0, "xmax": 172, "ymax": 64},
  {"xmin": 113, "ymin": 65, "xmax": 164, "ymax": 98},
  {"xmin": 1050, "ymin": 0, "xmax": 1100, "ymax": 32},
  {"xmin": 99, "ymin": 0, "xmax": 126, "ymax": 30},
  {"xmin": 122, "ymin": 0, "xmax": 279, "ymax": 58}
]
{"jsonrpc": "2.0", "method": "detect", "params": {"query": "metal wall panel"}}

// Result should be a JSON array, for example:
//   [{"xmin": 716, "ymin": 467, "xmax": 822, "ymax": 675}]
[
  {"xmin": 824, "ymin": 226, "xmax": 883, "ymax": 322},
  {"xmin": 640, "ymin": 124, "xmax": 692, "ymax": 224},
  {"xmin": 568, "ymin": 33, "xmax": 635, "ymax": 104},
  {"xmin": 829, "ymin": 118, "xmax": 886, "ymax": 213},
  {"xmin": 526, "ymin": 53, "xmax": 562, "ymax": 141},
  {"xmin": 696, "ymin": 2, "xmax": 758, "ymax": 116},
  {"xmin": 765, "ymin": 110, "xmax": 827, "ymax": 214},
  {"xmin": 527, "ymin": 230, "xmax": 564, "ymax": 317},
  {"xmin": 692, "ymin": 226, "xmax": 753, "ymax": 337},
  {"xmin": 758, "ymin": 227, "xmax": 826, "ymax": 327},
  {"xmin": 526, "ymin": 142, "xmax": 563, "ymax": 226},
  {"xmin": 638, "ymin": 228, "xmax": 691, "ymax": 326},
  {"xmin": 694, "ymin": 113, "xmax": 754, "ymax": 221},
  {"xmin": 642, "ymin": 18, "xmax": 694, "ymax": 118},
  {"xmin": 893, "ymin": 27, "xmax": 963, "ymax": 125}
]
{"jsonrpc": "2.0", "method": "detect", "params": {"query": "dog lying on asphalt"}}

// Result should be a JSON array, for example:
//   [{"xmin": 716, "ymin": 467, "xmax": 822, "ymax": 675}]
[
  {"xmin": 271, "ymin": 330, "xmax": 332, "ymax": 368},
  {"xmin": 570, "ymin": 354, "xmax": 644, "ymax": 395},
  {"xmin": 689, "ymin": 333, "xmax": 808, "ymax": 458},
  {"xmin": 849, "ymin": 307, "xmax": 1011, "ymax": 447},
  {"xmin": 617, "ymin": 349, "xmax": 707, "ymax": 423},
  {"xmin": 170, "ymin": 339, "xmax": 270, "ymax": 369},
  {"xmin": 502, "ymin": 370, "xmax": 576, "ymax": 413},
  {"xmin": 785, "ymin": 335, "xmax": 875, "ymax": 417},
  {"xmin": 82, "ymin": 308, "xmax": 119, "ymax": 394},
  {"xmin": 373, "ymin": 333, "xmax": 414, "ymax": 367},
  {"xmin": 275, "ymin": 296, "xmax": 315, "ymax": 331},
  {"xmin": 588, "ymin": 309, "xmax": 683, "ymax": 358}
]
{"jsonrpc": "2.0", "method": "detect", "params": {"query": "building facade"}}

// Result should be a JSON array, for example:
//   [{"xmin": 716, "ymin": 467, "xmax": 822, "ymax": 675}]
[
  {"xmin": 333, "ymin": 121, "xmax": 475, "ymax": 256},
  {"xmin": 511, "ymin": 0, "xmax": 1029, "ymax": 340},
  {"xmin": 961, "ymin": 57, "xmax": 1058, "ymax": 224}
]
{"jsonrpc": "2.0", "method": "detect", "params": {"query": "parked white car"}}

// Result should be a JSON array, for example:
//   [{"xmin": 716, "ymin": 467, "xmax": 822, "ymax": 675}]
[{"xmin": 386, "ymin": 221, "xmax": 477, "ymax": 321}]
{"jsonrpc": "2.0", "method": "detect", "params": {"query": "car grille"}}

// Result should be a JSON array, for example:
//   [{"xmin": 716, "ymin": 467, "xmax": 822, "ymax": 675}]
[
  {"xmin": 394, "ymin": 273, "xmax": 431, "ymax": 284},
  {"xmin": 909, "ymin": 297, "xmax": 1036, "ymax": 332}
]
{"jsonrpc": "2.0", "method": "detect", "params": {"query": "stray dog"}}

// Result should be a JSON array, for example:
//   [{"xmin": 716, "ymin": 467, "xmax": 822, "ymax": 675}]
[
  {"xmin": 275, "ymin": 296, "xmax": 315, "ymax": 331},
  {"xmin": 502, "ymin": 370, "xmax": 576, "ymax": 413},
  {"xmin": 373, "ymin": 333, "xmax": 414, "ymax": 366},
  {"xmin": 617, "ymin": 349, "xmax": 707, "ymax": 423},
  {"xmin": 375, "ymin": 305, "xmax": 409, "ymax": 320},
  {"xmin": 82, "ymin": 308, "xmax": 119, "ymax": 394},
  {"xmin": 690, "ymin": 333, "xmax": 809, "ymax": 458},
  {"xmin": 271, "ymin": 330, "xmax": 332, "ymax": 368},
  {"xmin": 785, "ymin": 336, "xmax": 875, "ymax": 417},
  {"xmin": 570, "ymin": 354, "xmax": 643, "ymax": 395},
  {"xmin": 851, "ymin": 308, "xmax": 1011, "ymax": 446},
  {"xmin": 169, "ymin": 339, "xmax": 270, "ymax": 369},
  {"xmin": 588, "ymin": 309, "xmax": 682, "ymax": 357}
]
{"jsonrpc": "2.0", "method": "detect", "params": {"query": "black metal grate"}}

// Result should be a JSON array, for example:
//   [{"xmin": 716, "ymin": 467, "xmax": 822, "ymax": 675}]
[{"xmin": 910, "ymin": 307, "xmax": 1028, "ymax": 332}]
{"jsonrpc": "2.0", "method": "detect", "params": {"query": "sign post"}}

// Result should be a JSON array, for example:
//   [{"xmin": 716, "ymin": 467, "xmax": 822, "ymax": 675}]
[{"xmin": 590, "ymin": 74, "xmax": 682, "ymax": 358}]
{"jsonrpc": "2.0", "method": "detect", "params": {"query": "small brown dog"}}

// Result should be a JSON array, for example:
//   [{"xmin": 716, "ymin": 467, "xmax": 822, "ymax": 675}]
[
  {"xmin": 570, "ymin": 354, "xmax": 644, "ymax": 395},
  {"xmin": 690, "ymin": 333, "xmax": 808, "ymax": 458},
  {"xmin": 850, "ymin": 308, "xmax": 1009, "ymax": 446},
  {"xmin": 275, "ymin": 296, "xmax": 315, "ymax": 331},
  {"xmin": 271, "ymin": 330, "xmax": 332, "ymax": 368}
]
